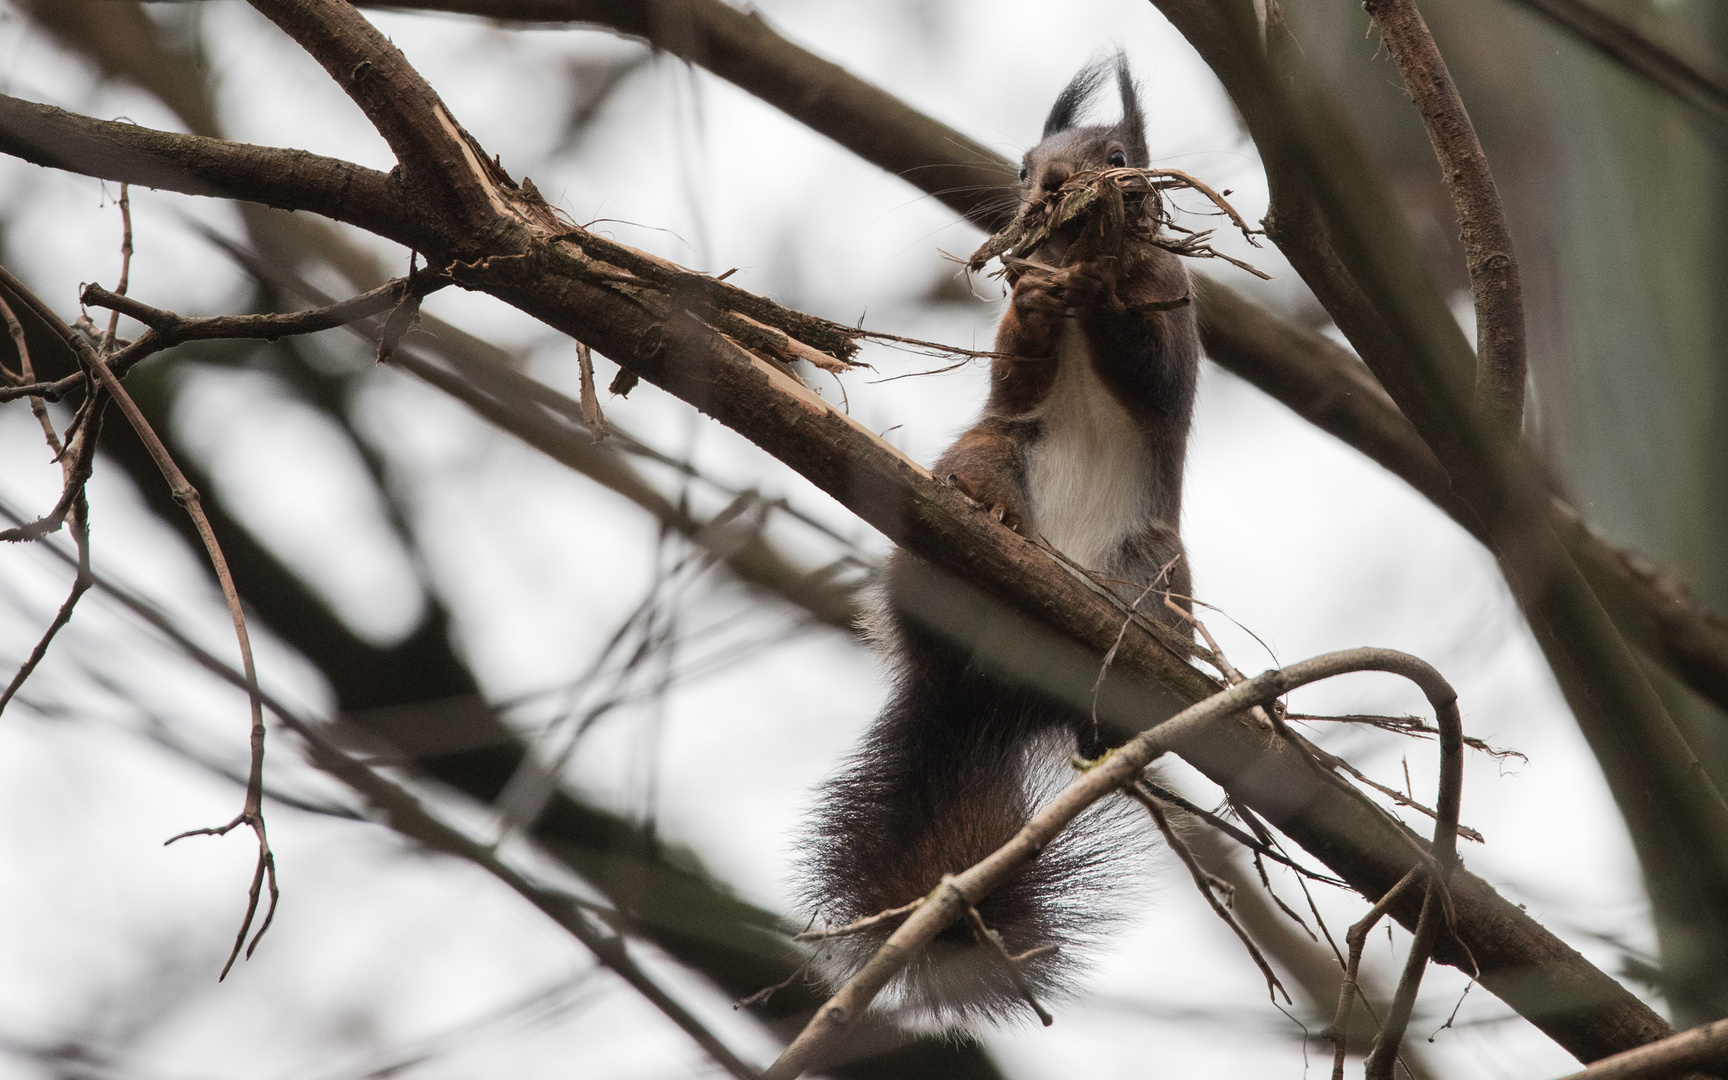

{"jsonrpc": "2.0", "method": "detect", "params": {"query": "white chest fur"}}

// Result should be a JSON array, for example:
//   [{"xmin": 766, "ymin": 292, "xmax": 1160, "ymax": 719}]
[{"xmin": 1022, "ymin": 324, "xmax": 1160, "ymax": 573}]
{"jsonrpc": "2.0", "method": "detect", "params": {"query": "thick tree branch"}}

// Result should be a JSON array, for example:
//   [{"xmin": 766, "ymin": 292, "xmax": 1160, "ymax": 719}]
[
  {"xmin": 248, "ymin": 0, "xmax": 511, "ymax": 237},
  {"xmin": 346, "ymin": 0, "xmax": 1728, "ymax": 718}
]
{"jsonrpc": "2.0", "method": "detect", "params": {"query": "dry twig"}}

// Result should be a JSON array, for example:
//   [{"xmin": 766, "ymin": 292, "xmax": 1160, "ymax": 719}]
[
  {"xmin": 0, "ymin": 262, "xmax": 275, "ymax": 980},
  {"xmin": 1328, "ymin": 868, "xmax": 1421, "ymax": 1080},
  {"xmin": 575, "ymin": 339, "xmax": 607, "ymax": 439},
  {"xmin": 100, "ymin": 182, "xmax": 132, "ymax": 352},
  {"xmin": 961, "ymin": 893, "xmax": 1054, "ymax": 1026},
  {"xmin": 0, "ymin": 492, "xmax": 762, "ymax": 1079},
  {"xmin": 0, "ymin": 283, "xmax": 94, "ymax": 714},
  {"xmin": 1127, "ymin": 782, "xmax": 1290, "ymax": 1005}
]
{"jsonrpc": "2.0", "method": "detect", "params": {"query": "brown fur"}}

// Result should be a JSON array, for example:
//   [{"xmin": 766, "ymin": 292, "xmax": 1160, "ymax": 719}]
[{"xmin": 797, "ymin": 52, "xmax": 1199, "ymax": 1029}]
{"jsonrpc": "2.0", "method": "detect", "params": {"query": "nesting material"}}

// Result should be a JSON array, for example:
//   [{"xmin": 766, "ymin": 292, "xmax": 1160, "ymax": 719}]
[{"xmin": 968, "ymin": 166, "xmax": 1270, "ymax": 280}]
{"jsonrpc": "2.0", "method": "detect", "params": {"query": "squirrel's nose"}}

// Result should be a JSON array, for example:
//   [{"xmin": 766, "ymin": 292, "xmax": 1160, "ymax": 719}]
[{"xmin": 1038, "ymin": 162, "xmax": 1073, "ymax": 193}]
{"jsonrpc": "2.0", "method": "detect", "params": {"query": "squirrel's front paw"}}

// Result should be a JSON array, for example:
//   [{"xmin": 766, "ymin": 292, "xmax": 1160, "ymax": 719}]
[
  {"xmin": 1009, "ymin": 265, "xmax": 1070, "ymax": 320},
  {"xmin": 947, "ymin": 471, "xmax": 1026, "ymax": 533},
  {"xmin": 1009, "ymin": 259, "xmax": 1119, "ymax": 319}
]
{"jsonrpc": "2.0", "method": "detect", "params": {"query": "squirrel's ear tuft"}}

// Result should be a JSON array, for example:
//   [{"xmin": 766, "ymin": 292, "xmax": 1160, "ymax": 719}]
[
  {"xmin": 1043, "ymin": 57, "xmax": 1111, "ymax": 138},
  {"xmin": 1112, "ymin": 51, "xmax": 1149, "ymax": 166}
]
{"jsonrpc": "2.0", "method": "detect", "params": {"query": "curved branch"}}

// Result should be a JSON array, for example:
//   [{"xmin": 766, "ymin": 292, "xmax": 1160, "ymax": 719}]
[{"xmin": 1365, "ymin": 0, "xmax": 1527, "ymax": 447}]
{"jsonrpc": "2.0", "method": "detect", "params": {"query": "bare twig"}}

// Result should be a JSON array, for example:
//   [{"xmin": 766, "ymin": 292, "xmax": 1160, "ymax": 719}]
[
  {"xmin": 967, "ymin": 166, "xmax": 1270, "ymax": 279},
  {"xmin": 1303, "ymin": 739, "xmax": 1486, "ymax": 844},
  {"xmin": 1128, "ymin": 782, "xmax": 1291, "ymax": 1005},
  {"xmin": 0, "ymin": 491, "xmax": 91, "ymax": 715},
  {"xmin": 962, "ymin": 895, "xmax": 1054, "ymax": 1026},
  {"xmin": 0, "ymin": 282, "xmax": 91, "ymax": 709},
  {"xmin": 100, "ymin": 182, "xmax": 132, "ymax": 352},
  {"xmin": 0, "ymin": 260, "xmax": 276, "ymax": 980},
  {"xmin": 0, "ymin": 494, "xmax": 762, "ymax": 1079},
  {"xmin": 793, "ymin": 899, "xmax": 923, "ymax": 942},
  {"xmin": 1288, "ymin": 712, "xmax": 1526, "ymax": 765},
  {"xmin": 1135, "ymin": 779, "xmax": 1346, "ymax": 887},
  {"xmin": 1364, "ymin": 0, "xmax": 1526, "ymax": 447},
  {"xmin": 1329, "ymin": 868, "xmax": 1421, "ymax": 1080},
  {"xmin": 575, "ymin": 339, "xmax": 607, "ymax": 439},
  {"xmin": 0, "ymin": 291, "xmax": 61, "ymax": 454},
  {"xmin": 1363, "ymin": 645, "xmax": 1466, "ymax": 1080},
  {"xmin": 1090, "ymin": 562, "xmax": 1177, "ymax": 737},
  {"xmin": 761, "ymin": 648, "xmax": 1465, "ymax": 1080},
  {"xmin": 95, "ymin": 352, "xmax": 275, "ymax": 979},
  {"xmin": 0, "ymin": 379, "xmax": 103, "ymax": 546},
  {"xmin": 76, "ymin": 275, "xmax": 442, "ymax": 386}
]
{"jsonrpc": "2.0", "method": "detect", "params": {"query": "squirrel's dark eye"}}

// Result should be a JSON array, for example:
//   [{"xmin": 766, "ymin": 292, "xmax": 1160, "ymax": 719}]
[
  {"xmin": 1107, "ymin": 150, "xmax": 1127, "ymax": 168},
  {"xmin": 1018, "ymin": 163, "xmax": 1028, "ymax": 182}
]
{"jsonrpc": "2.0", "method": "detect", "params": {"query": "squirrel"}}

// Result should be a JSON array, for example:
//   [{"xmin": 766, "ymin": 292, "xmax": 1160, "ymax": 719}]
[{"xmin": 797, "ymin": 53, "xmax": 1200, "ymax": 1029}]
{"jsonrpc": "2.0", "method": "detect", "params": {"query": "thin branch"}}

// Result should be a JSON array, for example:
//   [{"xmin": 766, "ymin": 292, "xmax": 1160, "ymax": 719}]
[
  {"xmin": 1503, "ymin": 0, "xmax": 1728, "ymax": 130},
  {"xmin": 962, "ymin": 897, "xmax": 1054, "ymax": 1026},
  {"xmin": 1365, "ymin": 638, "xmax": 1466, "ymax": 1080},
  {"xmin": 0, "ymin": 490, "xmax": 91, "ymax": 715},
  {"xmin": 0, "ymin": 383, "xmax": 104, "ymax": 546},
  {"xmin": 71, "ymin": 275, "xmax": 442, "ymax": 392},
  {"xmin": 1128, "ymin": 783, "xmax": 1291, "ymax": 1005},
  {"xmin": 762, "ymin": 648, "xmax": 1466, "ymax": 1080},
  {"xmin": 90, "ymin": 363, "xmax": 274, "ymax": 978},
  {"xmin": 794, "ymin": 899, "xmax": 923, "ymax": 942},
  {"xmin": 0, "ymin": 260, "xmax": 274, "ymax": 979},
  {"xmin": 1329, "ymin": 868, "xmax": 1421, "ymax": 1080},
  {"xmin": 1364, "ymin": 0, "xmax": 1526, "ymax": 447},
  {"xmin": 1136, "ymin": 779, "xmax": 1346, "ymax": 887},
  {"xmin": 0, "ymin": 290, "xmax": 61, "ymax": 453},
  {"xmin": 100, "ymin": 182, "xmax": 133, "ymax": 352},
  {"xmin": 0, "ymin": 496, "xmax": 762, "ymax": 1078}
]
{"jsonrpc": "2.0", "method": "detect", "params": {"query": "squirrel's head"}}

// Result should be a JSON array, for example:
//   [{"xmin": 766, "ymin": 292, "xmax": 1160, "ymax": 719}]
[{"xmin": 1018, "ymin": 52, "xmax": 1148, "ymax": 211}]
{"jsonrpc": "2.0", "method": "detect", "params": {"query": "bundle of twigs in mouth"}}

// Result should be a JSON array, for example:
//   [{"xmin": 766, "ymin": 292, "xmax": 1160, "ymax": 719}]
[{"xmin": 967, "ymin": 166, "xmax": 1271, "ymax": 280}]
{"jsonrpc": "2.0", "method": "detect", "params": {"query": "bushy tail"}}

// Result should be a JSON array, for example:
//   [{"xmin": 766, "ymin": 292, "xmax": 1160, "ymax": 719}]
[{"xmin": 797, "ymin": 611, "xmax": 1154, "ymax": 1030}]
